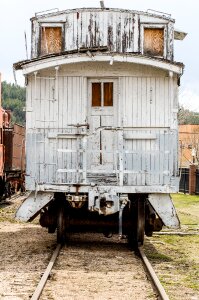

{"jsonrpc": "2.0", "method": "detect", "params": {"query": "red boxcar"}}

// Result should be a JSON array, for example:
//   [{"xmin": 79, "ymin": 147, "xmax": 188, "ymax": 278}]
[
  {"xmin": 0, "ymin": 108, "xmax": 4, "ymax": 179},
  {"xmin": 0, "ymin": 73, "xmax": 4, "ymax": 193},
  {"xmin": 0, "ymin": 74, "xmax": 25, "ymax": 198}
]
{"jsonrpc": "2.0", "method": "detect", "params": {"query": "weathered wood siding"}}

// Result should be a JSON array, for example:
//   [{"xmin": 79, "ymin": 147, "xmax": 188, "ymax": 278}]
[
  {"xmin": 26, "ymin": 75, "xmax": 87, "ymax": 187},
  {"xmin": 25, "ymin": 62, "xmax": 178, "ymax": 190},
  {"xmin": 31, "ymin": 9, "xmax": 174, "ymax": 60}
]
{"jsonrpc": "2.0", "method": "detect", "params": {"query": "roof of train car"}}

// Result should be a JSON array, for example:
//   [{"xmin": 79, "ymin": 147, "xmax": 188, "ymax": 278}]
[
  {"xmin": 13, "ymin": 50, "xmax": 184, "ymax": 72},
  {"xmin": 13, "ymin": 6, "xmax": 186, "ymax": 73},
  {"xmin": 31, "ymin": 7, "xmax": 174, "ymax": 22}
]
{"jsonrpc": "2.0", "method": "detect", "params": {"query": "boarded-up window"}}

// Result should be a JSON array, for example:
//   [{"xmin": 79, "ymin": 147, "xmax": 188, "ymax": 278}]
[
  {"xmin": 92, "ymin": 82, "xmax": 113, "ymax": 107},
  {"xmin": 40, "ymin": 27, "xmax": 62, "ymax": 56},
  {"xmin": 144, "ymin": 28, "xmax": 164, "ymax": 56}
]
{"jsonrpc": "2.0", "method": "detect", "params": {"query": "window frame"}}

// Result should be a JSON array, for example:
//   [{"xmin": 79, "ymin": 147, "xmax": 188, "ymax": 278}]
[
  {"xmin": 91, "ymin": 80, "xmax": 114, "ymax": 107},
  {"xmin": 140, "ymin": 24, "xmax": 167, "ymax": 58},
  {"xmin": 88, "ymin": 78, "xmax": 118, "ymax": 123},
  {"xmin": 38, "ymin": 22, "xmax": 65, "ymax": 56}
]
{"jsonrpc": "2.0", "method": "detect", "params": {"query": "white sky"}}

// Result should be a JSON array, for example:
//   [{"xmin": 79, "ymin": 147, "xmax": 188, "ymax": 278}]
[{"xmin": 0, "ymin": 0, "xmax": 198, "ymax": 111}]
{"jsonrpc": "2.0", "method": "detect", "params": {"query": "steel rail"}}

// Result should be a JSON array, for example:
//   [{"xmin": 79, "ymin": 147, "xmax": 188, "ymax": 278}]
[
  {"xmin": 30, "ymin": 241, "xmax": 169, "ymax": 300},
  {"xmin": 31, "ymin": 243, "xmax": 62, "ymax": 300},
  {"xmin": 138, "ymin": 246, "xmax": 170, "ymax": 300},
  {"xmin": 155, "ymin": 231, "xmax": 199, "ymax": 236}
]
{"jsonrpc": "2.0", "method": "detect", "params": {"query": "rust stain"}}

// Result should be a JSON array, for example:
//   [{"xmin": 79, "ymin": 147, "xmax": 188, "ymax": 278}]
[
  {"xmin": 14, "ymin": 9, "xmax": 181, "ymax": 66},
  {"xmin": 108, "ymin": 25, "xmax": 113, "ymax": 50},
  {"xmin": 116, "ymin": 22, "xmax": 121, "ymax": 52},
  {"xmin": 88, "ymin": 13, "xmax": 94, "ymax": 47}
]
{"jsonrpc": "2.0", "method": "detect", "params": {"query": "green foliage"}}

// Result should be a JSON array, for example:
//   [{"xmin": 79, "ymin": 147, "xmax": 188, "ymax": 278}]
[
  {"xmin": 178, "ymin": 105, "xmax": 199, "ymax": 125},
  {"xmin": 1, "ymin": 81, "xmax": 25, "ymax": 125}
]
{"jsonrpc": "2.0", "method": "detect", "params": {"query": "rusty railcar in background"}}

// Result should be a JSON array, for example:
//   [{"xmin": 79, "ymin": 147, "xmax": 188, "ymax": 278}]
[
  {"xmin": 0, "ymin": 74, "xmax": 25, "ymax": 198},
  {"xmin": 14, "ymin": 6, "xmax": 186, "ymax": 247},
  {"xmin": 3, "ymin": 123, "xmax": 25, "ymax": 194},
  {"xmin": 0, "ymin": 73, "xmax": 4, "ymax": 186}
]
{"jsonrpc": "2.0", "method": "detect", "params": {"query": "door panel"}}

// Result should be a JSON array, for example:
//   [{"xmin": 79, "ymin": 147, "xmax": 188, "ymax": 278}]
[
  {"xmin": 89, "ymin": 115, "xmax": 101, "ymax": 168},
  {"xmin": 88, "ymin": 79, "xmax": 117, "ymax": 172},
  {"xmin": 101, "ymin": 115, "xmax": 114, "ymax": 166}
]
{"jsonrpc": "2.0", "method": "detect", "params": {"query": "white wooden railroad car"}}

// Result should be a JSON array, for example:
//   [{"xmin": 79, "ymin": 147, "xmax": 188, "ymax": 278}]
[{"xmin": 14, "ymin": 6, "xmax": 186, "ymax": 247}]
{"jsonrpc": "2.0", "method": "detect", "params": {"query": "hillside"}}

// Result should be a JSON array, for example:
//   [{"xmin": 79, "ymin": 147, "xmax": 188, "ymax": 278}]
[{"xmin": 1, "ymin": 81, "xmax": 25, "ymax": 125}]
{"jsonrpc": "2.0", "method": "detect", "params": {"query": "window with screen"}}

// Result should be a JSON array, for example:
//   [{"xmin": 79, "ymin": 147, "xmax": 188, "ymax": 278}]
[
  {"xmin": 40, "ymin": 27, "xmax": 62, "ymax": 56},
  {"xmin": 144, "ymin": 28, "xmax": 164, "ymax": 57},
  {"xmin": 92, "ymin": 82, "xmax": 113, "ymax": 107}
]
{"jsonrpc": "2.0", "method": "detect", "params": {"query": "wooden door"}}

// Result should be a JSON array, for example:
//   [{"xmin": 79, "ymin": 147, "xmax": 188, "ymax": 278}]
[{"xmin": 88, "ymin": 79, "xmax": 117, "ymax": 172}]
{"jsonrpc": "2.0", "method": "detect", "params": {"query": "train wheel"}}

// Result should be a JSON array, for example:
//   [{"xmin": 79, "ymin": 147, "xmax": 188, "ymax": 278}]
[
  {"xmin": 57, "ymin": 206, "xmax": 66, "ymax": 244},
  {"xmin": 137, "ymin": 199, "xmax": 145, "ymax": 246},
  {"xmin": 128, "ymin": 198, "xmax": 145, "ymax": 249}
]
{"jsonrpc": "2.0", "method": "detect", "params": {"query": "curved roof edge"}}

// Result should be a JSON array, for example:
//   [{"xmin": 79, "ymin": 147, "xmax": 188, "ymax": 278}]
[
  {"xmin": 14, "ymin": 52, "xmax": 184, "ymax": 75},
  {"xmin": 32, "ymin": 7, "xmax": 174, "ymax": 22}
]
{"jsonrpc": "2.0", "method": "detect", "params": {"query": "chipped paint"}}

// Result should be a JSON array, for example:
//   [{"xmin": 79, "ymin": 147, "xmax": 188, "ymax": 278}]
[
  {"xmin": 148, "ymin": 194, "xmax": 180, "ymax": 228},
  {"xmin": 28, "ymin": 8, "xmax": 176, "ymax": 61},
  {"xmin": 13, "ymin": 7, "xmax": 185, "ymax": 202}
]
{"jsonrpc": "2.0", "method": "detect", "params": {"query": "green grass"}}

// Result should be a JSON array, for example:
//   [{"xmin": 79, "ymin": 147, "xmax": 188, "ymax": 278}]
[
  {"xmin": 145, "ymin": 234, "xmax": 199, "ymax": 297},
  {"xmin": 144, "ymin": 193, "xmax": 199, "ymax": 299},
  {"xmin": 171, "ymin": 193, "xmax": 199, "ymax": 227},
  {"xmin": 146, "ymin": 252, "xmax": 173, "ymax": 262},
  {"xmin": 171, "ymin": 193, "xmax": 199, "ymax": 207}
]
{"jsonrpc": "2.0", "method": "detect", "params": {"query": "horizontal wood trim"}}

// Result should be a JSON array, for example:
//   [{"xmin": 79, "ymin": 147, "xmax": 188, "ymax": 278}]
[
  {"xmin": 124, "ymin": 133, "xmax": 157, "ymax": 140},
  {"xmin": 21, "ymin": 54, "xmax": 183, "ymax": 75}
]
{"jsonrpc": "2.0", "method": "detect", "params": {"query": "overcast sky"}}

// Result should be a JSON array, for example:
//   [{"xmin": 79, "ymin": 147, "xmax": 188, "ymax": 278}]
[{"xmin": 0, "ymin": 0, "xmax": 198, "ymax": 111}]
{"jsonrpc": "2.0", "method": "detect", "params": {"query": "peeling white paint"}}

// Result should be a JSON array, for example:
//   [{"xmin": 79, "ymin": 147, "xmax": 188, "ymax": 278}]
[
  {"xmin": 148, "ymin": 194, "xmax": 180, "ymax": 228},
  {"xmin": 15, "ymin": 192, "xmax": 54, "ymax": 222}
]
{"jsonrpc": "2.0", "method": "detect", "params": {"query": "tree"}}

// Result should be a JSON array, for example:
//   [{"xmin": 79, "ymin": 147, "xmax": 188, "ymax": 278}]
[
  {"xmin": 1, "ymin": 81, "xmax": 25, "ymax": 125},
  {"xmin": 178, "ymin": 106, "xmax": 199, "ymax": 125}
]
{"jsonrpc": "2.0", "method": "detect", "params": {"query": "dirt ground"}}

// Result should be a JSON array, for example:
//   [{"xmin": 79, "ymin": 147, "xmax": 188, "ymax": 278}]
[
  {"xmin": 41, "ymin": 234, "xmax": 156, "ymax": 300},
  {"xmin": 0, "ymin": 194, "xmax": 198, "ymax": 300},
  {"xmin": 0, "ymin": 194, "xmax": 156, "ymax": 300}
]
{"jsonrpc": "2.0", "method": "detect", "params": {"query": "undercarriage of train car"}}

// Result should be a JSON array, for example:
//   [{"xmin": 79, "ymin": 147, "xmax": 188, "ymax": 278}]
[
  {"xmin": 16, "ymin": 191, "xmax": 179, "ymax": 248},
  {"xmin": 41, "ymin": 193, "xmax": 163, "ymax": 247},
  {"xmin": 0, "ymin": 173, "xmax": 24, "ymax": 199}
]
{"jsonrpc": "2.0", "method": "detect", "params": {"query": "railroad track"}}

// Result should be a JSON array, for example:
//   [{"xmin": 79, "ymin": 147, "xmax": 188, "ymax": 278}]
[
  {"xmin": 31, "ymin": 244, "xmax": 62, "ymax": 300},
  {"xmin": 138, "ymin": 247, "xmax": 169, "ymax": 300},
  {"xmin": 30, "ymin": 234, "xmax": 170, "ymax": 300},
  {"xmin": 0, "ymin": 191, "xmax": 29, "ymax": 205}
]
